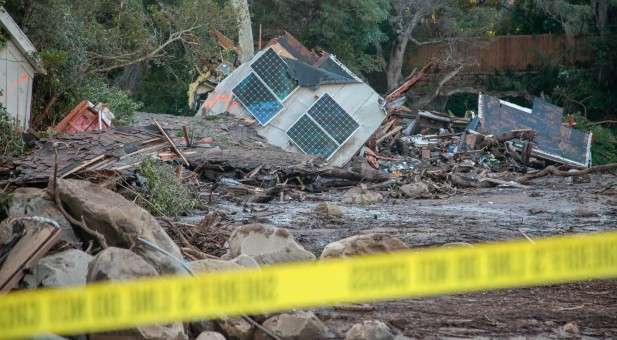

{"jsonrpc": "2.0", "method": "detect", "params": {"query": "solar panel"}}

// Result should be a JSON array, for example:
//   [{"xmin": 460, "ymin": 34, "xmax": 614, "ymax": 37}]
[
  {"xmin": 232, "ymin": 72, "xmax": 284, "ymax": 125},
  {"xmin": 286, "ymin": 115, "xmax": 339, "ymax": 159},
  {"xmin": 307, "ymin": 93, "xmax": 359, "ymax": 144},
  {"xmin": 251, "ymin": 48, "xmax": 298, "ymax": 101}
]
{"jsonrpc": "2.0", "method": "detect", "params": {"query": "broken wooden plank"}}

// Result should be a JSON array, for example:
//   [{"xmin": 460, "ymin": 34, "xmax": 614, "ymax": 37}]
[
  {"xmin": 0, "ymin": 224, "xmax": 62, "ymax": 293},
  {"xmin": 376, "ymin": 125, "xmax": 405, "ymax": 143},
  {"xmin": 182, "ymin": 125, "xmax": 191, "ymax": 147},
  {"xmin": 60, "ymin": 154, "xmax": 106, "ymax": 178},
  {"xmin": 151, "ymin": 118, "xmax": 190, "ymax": 167},
  {"xmin": 246, "ymin": 164, "xmax": 264, "ymax": 179}
]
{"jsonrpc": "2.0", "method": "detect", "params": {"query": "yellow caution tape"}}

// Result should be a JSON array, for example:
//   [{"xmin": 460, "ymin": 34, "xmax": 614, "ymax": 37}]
[{"xmin": 1, "ymin": 231, "xmax": 617, "ymax": 339}]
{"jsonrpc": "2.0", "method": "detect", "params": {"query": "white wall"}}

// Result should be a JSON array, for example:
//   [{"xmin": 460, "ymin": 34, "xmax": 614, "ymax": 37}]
[{"xmin": 0, "ymin": 40, "xmax": 35, "ymax": 130}]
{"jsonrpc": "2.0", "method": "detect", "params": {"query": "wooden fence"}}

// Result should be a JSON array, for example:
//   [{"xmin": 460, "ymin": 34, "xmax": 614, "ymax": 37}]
[{"xmin": 405, "ymin": 34, "xmax": 591, "ymax": 73}]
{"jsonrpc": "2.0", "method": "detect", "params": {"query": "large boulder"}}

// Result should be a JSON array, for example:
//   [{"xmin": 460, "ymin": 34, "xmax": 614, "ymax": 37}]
[
  {"xmin": 23, "ymin": 249, "xmax": 93, "ymax": 288},
  {"xmin": 341, "ymin": 187, "xmax": 383, "ymax": 204},
  {"xmin": 87, "ymin": 247, "xmax": 185, "ymax": 340},
  {"xmin": 345, "ymin": 320, "xmax": 394, "ymax": 340},
  {"xmin": 87, "ymin": 247, "xmax": 158, "ymax": 282},
  {"xmin": 5, "ymin": 188, "xmax": 78, "ymax": 243},
  {"xmin": 228, "ymin": 224, "xmax": 315, "ymax": 265},
  {"xmin": 254, "ymin": 311, "xmax": 327, "ymax": 340},
  {"xmin": 187, "ymin": 258, "xmax": 243, "ymax": 273},
  {"xmin": 214, "ymin": 317, "xmax": 254, "ymax": 340},
  {"xmin": 56, "ymin": 179, "xmax": 182, "ymax": 275},
  {"xmin": 320, "ymin": 234, "xmax": 409, "ymax": 259}
]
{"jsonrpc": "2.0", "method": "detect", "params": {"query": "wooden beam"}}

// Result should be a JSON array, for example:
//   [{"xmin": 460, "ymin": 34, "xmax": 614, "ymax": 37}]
[
  {"xmin": 151, "ymin": 118, "xmax": 190, "ymax": 167},
  {"xmin": 376, "ymin": 125, "xmax": 405, "ymax": 143},
  {"xmin": 60, "ymin": 154, "xmax": 106, "ymax": 178}
]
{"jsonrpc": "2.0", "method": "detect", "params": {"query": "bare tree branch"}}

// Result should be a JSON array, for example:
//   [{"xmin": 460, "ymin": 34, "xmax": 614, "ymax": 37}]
[{"xmin": 90, "ymin": 26, "xmax": 202, "ymax": 74}]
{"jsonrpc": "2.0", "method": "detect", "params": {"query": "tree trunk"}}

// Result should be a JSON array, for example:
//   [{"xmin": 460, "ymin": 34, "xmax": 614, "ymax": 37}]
[
  {"xmin": 410, "ymin": 64, "xmax": 464, "ymax": 110},
  {"xmin": 32, "ymin": 91, "xmax": 61, "ymax": 128},
  {"xmin": 386, "ymin": 34, "xmax": 410, "ymax": 91},
  {"xmin": 231, "ymin": 0, "xmax": 254, "ymax": 64},
  {"xmin": 591, "ymin": 0, "xmax": 609, "ymax": 37}
]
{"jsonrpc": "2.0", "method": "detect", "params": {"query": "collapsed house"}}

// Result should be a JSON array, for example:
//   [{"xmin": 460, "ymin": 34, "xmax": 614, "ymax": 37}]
[
  {"xmin": 199, "ymin": 33, "xmax": 387, "ymax": 167},
  {"xmin": 53, "ymin": 100, "xmax": 115, "ymax": 133},
  {"xmin": 478, "ymin": 94, "xmax": 592, "ymax": 168}
]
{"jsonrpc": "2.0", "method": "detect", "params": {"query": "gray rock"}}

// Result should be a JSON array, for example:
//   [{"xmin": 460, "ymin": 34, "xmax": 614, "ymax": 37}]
[
  {"xmin": 23, "ymin": 249, "xmax": 93, "ymax": 288},
  {"xmin": 187, "ymin": 258, "xmax": 243, "ymax": 273},
  {"xmin": 320, "ymin": 234, "xmax": 409, "ymax": 259},
  {"xmin": 89, "ymin": 324, "xmax": 186, "ymax": 340},
  {"xmin": 254, "ymin": 311, "xmax": 327, "ymax": 340},
  {"xmin": 214, "ymin": 317, "xmax": 254, "ymax": 340},
  {"xmin": 341, "ymin": 187, "xmax": 383, "ymax": 204},
  {"xmin": 196, "ymin": 331, "xmax": 226, "ymax": 340},
  {"xmin": 229, "ymin": 224, "xmax": 315, "ymax": 265},
  {"xmin": 190, "ymin": 320, "xmax": 215, "ymax": 335},
  {"xmin": 230, "ymin": 254, "xmax": 260, "ymax": 268},
  {"xmin": 87, "ymin": 247, "xmax": 185, "ymax": 340},
  {"xmin": 6, "ymin": 188, "xmax": 78, "ymax": 243},
  {"xmin": 345, "ymin": 320, "xmax": 394, "ymax": 340},
  {"xmin": 313, "ymin": 202, "xmax": 343, "ymax": 217},
  {"xmin": 56, "ymin": 179, "xmax": 182, "ymax": 275},
  {"xmin": 87, "ymin": 247, "xmax": 158, "ymax": 282},
  {"xmin": 399, "ymin": 182, "xmax": 431, "ymax": 199}
]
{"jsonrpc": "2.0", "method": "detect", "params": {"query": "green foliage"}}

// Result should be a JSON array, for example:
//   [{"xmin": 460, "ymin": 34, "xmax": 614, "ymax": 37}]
[
  {"xmin": 3, "ymin": 0, "xmax": 235, "ymax": 123},
  {"xmin": 589, "ymin": 125, "xmax": 617, "ymax": 166},
  {"xmin": 0, "ymin": 103, "xmax": 25, "ymax": 160},
  {"xmin": 80, "ymin": 77, "xmax": 142, "ymax": 125},
  {"xmin": 137, "ymin": 156, "xmax": 197, "ymax": 216},
  {"xmin": 252, "ymin": 0, "xmax": 389, "ymax": 75},
  {"xmin": 568, "ymin": 113, "xmax": 617, "ymax": 166},
  {"xmin": 497, "ymin": 0, "xmax": 563, "ymax": 34}
]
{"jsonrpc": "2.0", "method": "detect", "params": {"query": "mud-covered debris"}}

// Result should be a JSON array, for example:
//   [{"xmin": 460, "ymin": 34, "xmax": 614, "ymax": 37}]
[
  {"xmin": 529, "ymin": 207, "xmax": 546, "ymax": 215},
  {"xmin": 254, "ymin": 311, "xmax": 327, "ymax": 340},
  {"xmin": 313, "ymin": 202, "xmax": 344, "ymax": 217},
  {"xmin": 341, "ymin": 187, "xmax": 384, "ymax": 204},
  {"xmin": 228, "ymin": 224, "xmax": 316, "ymax": 264},
  {"xmin": 320, "ymin": 234, "xmax": 408, "ymax": 259},
  {"xmin": 399, "ymin": 182, "xmax": 431, "ymax": 199},
  {"xmin": 563, "ymin": 322, "xmax": 580, "ymax": 334},
  {"xmin": 214, "ymin": 317, "xmax": 254, "ymax": 340},
  {"xmin": 345, "ymin": 320, "xmax": 394, "ymax": 340},
  {"xmin": 572, "ymin": 206, "xmax": 598, "ymax": 217}
]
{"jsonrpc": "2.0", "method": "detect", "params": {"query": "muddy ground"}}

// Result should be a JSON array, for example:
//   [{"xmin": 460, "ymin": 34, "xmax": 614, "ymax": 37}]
[
  {"xmin": 181, "ymin": 177, "xmax": 617, "ymax": 339},
  {"xmin": 140, "ymin": 113, "xmax": 617, "ymax": 339}
]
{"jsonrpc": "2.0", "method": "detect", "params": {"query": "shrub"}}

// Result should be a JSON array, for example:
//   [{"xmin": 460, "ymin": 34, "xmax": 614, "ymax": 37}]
[
  {"xmin": 0, "ymin": 103, "xmax": 25, "ymax": 161},
  {"xmin": 136, "ymin": 156, "xmax": 197, "ymax": 215},
  {"xmin": 80, "ymin": 77, "xmax": 142, "ymax": 125}
]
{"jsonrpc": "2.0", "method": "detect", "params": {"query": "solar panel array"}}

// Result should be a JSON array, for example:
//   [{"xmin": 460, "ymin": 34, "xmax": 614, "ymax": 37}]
[
  {"xmin": 307, "ymin": 93, "xmax": 359, "ymax": 144},
  {"xmin": 287, "ymin": 93, "xmax": 359, "ymax": 159},
  {"xmin": 232, "ymin": 72, "xmax": 284, "ymax": 125},
  {"xmin": 286, "ymin": 115, "xmax": 339, "ymax": 158},
  {"xmin": 251, "ymin": 48, "xmax": 298, "ymax": 100}
]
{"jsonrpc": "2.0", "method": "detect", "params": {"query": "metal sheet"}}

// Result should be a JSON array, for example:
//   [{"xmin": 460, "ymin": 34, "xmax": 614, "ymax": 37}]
[{"xmin": 479, "ymin": 94, "xmax": 591, "ymax": 167}]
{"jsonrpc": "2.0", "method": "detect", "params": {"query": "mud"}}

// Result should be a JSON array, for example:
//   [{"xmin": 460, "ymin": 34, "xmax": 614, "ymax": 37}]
[
  {"xmin": 178, "ymin": 174, "xmax": 617, "ymax": 339},
  {"xmin": 147, "ymin": 113, "xmax": 617, "ymax": 339}
]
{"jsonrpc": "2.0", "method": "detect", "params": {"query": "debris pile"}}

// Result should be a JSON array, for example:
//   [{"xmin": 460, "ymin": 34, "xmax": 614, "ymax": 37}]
[{"xmin": 358, "ymin": 93, "xmax": 600, "ymax": 195}]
